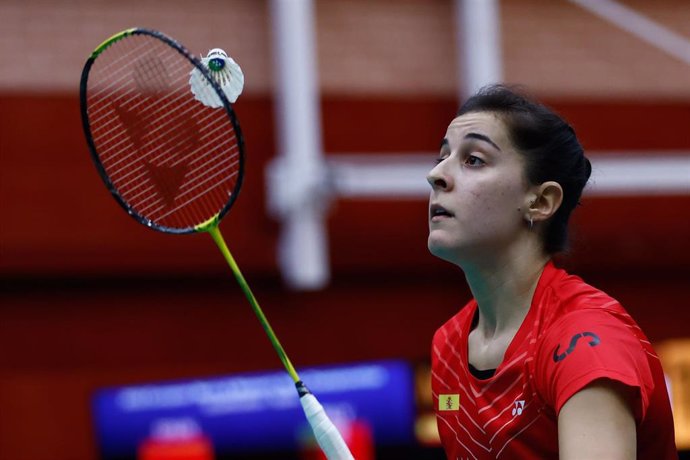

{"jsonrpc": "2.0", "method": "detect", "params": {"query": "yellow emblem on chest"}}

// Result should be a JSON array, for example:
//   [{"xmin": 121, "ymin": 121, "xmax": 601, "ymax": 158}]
[{"xmin": 439, "ymin": 394, "xmax": 460, "ymax": 411}]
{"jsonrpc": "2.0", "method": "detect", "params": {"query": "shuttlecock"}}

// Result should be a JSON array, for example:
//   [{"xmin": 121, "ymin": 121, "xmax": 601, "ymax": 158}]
[{"xmin": 189, "ymin": 48, "xmax": 244, "ymax": 108}]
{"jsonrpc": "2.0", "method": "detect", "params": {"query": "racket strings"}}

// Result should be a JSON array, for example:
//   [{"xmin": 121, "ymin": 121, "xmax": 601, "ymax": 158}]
[
  {"xmin": 89, "ymin": 37, "xmax": 179, "ymax": 103},
  {"xmin": 118, "ymin": 132, "xmax": 237, "ymax": 204},
  {"xmin": 108, "ymin": 138, "xmax": 230, "ymax": 229},
  {"xmin": 153, "ymin": 167, "xmax": 240, "ymax": 223},
  {"xmin": 112, "ymin": 116, "xmax": 238, "ymax": 219},
  {"xmin": 91, "ymin": 54, "xmax": 195, "ymax": 160},
  {"xmin": 112, "ymin": 136, "xmax": 236, "ymax": 211},
  {"xmin": 137, "ymin": 151, "xmax": 239, "ymax": 217},
  {"xmin": 86, "ymin": 33, "xmax": 241, "ymax": 230},
  {"xmin": 133, "ymin": 53, "xmax": 172, "ymax": 95},
  {"xmin": 104, "ymin": 102, "xmax": 234, "ymax": 176},
  {"xmin": 87, "ymin": 44, "xmax": 174, "ymax": 121},
  {"xmin": 91, "ymin": 42, "xmax": 227, "ymax": 177}
]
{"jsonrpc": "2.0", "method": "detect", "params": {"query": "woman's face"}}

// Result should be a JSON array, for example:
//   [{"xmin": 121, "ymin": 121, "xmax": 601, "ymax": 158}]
[{"xmin": 427, "ymin": 111, "xmax": 533, "ymax": 264}]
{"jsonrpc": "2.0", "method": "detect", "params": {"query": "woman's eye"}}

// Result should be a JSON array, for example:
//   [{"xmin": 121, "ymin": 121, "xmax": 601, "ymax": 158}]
[
  {"xmin": 465, "ymin": 155, "xmax": 485, "ymax": 167},
  {"xmin": 434, "ymin": 157, "xmax": 447, "ymax": 165}
]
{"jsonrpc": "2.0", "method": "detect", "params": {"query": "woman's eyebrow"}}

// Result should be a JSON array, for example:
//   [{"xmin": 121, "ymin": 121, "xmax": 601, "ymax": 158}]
[{"xmin": 464, "ymin": 132, "xmax": 502, "ymax": 151}]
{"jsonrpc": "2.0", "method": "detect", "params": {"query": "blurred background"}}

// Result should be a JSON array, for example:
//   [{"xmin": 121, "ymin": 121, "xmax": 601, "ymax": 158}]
[{"xmin": 1, "ymin": 0, "xmax": 689, "ymax": 459}]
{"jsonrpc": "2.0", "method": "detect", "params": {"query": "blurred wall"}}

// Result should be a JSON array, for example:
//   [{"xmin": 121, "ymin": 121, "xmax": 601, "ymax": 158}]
[{"xmin": 1, "ymin": 1, "xmax": 689, "ymax": 459}]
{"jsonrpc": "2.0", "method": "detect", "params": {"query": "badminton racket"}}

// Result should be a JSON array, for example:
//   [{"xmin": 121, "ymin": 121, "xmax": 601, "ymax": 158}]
[{"xmin": 80, "ymin": 28, "xmax": 353, "ymax": 460}]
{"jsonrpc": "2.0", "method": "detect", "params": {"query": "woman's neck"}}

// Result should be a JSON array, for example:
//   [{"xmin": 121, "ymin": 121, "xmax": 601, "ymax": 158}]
[{"xmin": 463, "ymin": 246, "xmax": 549, "ymax": 339}]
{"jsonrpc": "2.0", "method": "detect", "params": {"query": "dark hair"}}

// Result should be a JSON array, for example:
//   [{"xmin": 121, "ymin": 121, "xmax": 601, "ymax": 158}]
[{"xmin": 458, "ymin": 84, "xmax": 591, "ymax": 254}]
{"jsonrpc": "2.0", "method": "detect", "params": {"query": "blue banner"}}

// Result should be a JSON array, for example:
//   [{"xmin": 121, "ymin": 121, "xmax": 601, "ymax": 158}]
[{"xmin": 93, "ymin": 360, "xmax": 415, "ymax": 457}]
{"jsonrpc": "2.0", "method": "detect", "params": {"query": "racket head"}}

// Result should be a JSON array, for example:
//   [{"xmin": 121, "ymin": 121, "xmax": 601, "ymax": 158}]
[{"xmin": 80, "ymin": 28, "xmax": 244, "ymax": 234}]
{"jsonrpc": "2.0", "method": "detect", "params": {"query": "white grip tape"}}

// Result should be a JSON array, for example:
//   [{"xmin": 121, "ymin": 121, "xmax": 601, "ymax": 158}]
[{"xmin": 300, "ymin": 393, "xmax": 355, "ymax": 460}]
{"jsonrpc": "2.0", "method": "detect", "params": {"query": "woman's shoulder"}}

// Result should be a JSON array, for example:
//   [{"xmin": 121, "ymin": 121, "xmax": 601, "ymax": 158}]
[
  {"xmin": 545, "ymin": 265, "xmax": 625, "ymax": 317},
  {"xmin": 533, "ymin": 264, "xmax": 644, "ymax": 341}
]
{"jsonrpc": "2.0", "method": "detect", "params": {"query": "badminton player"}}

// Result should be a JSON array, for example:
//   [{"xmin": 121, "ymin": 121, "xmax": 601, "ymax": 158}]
[{"xmin": 428, "ymin": 85, "xmax": 677, "ymax": 459}]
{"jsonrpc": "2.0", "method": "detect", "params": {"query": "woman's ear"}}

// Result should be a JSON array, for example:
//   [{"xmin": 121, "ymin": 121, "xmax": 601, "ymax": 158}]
[{"xmin": 528, "ymin": 181, "xmax": 563, "ymax": 223}]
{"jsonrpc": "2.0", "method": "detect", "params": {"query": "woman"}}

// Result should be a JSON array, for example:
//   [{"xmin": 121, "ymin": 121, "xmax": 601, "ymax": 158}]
[{"xmin": 428, "ymin": 85, "xmax": 676, "ymax": 459}]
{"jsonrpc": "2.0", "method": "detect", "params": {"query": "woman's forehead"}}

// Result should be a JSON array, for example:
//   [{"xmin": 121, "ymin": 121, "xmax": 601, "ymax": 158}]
[{"xmin": 445, "ymin": 112, "xmax": 510, "ymax": 146}]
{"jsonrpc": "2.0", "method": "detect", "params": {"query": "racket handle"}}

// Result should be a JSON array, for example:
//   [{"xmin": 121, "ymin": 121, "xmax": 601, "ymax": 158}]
[{"xmin": 296, "ymin": 381, "xmax": 355, "ymax": 460}]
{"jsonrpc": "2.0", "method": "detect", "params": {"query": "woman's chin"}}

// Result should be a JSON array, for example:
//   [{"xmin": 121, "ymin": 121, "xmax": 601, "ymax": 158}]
[{"xmin": 428, "ymin": 237, "xmax": 460, "ymax": 264}]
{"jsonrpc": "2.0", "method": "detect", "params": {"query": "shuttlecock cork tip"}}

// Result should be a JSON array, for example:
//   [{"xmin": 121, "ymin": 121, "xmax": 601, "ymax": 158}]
[{"xmin": 206, "ymin": 48, "xmax": 228, "ymax": 72}]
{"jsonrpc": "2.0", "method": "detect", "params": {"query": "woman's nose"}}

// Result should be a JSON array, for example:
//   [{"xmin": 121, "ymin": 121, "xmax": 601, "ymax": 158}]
[{"xmin": 427, "ymin": 165, "xmax": 449, "ymax": 191}]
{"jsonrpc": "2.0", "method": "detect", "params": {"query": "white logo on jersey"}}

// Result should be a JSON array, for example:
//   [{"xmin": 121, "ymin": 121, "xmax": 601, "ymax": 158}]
[{"xmin": 511, "ymin": 400, "xmax": 525, "ymax": 416}]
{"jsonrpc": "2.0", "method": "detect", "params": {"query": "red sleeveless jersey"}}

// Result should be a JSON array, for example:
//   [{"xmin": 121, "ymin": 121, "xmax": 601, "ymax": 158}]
[{"xmin": 431, "ymin": 262, "xmax": 677, "ymax": 459}]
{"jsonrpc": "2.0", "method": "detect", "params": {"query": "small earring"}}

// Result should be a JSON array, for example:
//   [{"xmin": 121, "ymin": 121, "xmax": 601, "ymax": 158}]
[{"xmin": 527, "ymin": 200, "xmax": 536, "ymax": 230}]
